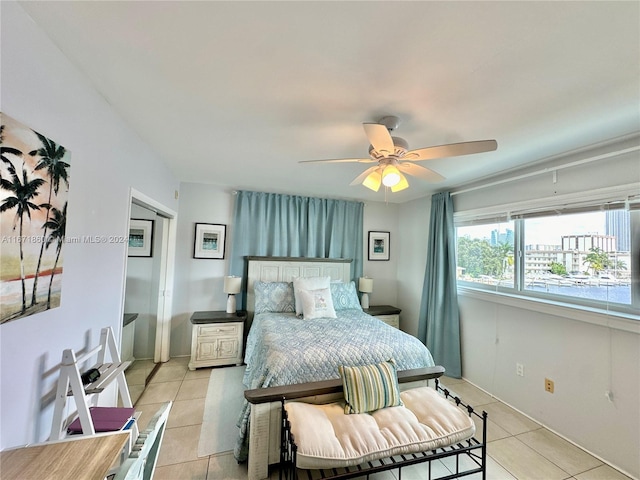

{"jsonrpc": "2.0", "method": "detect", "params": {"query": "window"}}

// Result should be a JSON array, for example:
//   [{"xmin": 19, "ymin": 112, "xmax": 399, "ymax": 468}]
[
  {"xmin": 456, "ymin": 206, "xmax": 638, "ymax": 315},
  {"xmin": 523, "ymin": 210, "xmax": 631, "ymax": 305},
  {"xmin": 456, "ymin": 221, "xmax": 515, "ymax": 288}
]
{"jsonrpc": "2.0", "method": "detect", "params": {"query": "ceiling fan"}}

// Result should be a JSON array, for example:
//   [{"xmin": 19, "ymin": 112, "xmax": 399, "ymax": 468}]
[{"xmin": 300, "ymin": 116, "xmax": 497, "ymax": 192}]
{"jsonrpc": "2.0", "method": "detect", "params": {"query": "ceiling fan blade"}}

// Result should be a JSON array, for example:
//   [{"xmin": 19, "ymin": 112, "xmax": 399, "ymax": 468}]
[
  {"xmin": 299, "ymin": 157, "xmax": 374, "ymax": 164},
  {"xmin": 363, "ymin": 123, "xmax": 394, "ymax": 155},
  {"xmin": 404, "ymin": 139, "xmax": 498, "ymax": 161},
  {"xmin": 350, "ymin": 165, "xmax": 380, "ymax": 186},
  {"xmin": 397, "ymin": 162, "xmax": 445, "ymax": 183}
]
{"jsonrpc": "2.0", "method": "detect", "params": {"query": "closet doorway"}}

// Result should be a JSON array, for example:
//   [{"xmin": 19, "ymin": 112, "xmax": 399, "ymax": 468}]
[{"xmin": 121, "ymin": 189, "xmax": 176, "ymax": 404}]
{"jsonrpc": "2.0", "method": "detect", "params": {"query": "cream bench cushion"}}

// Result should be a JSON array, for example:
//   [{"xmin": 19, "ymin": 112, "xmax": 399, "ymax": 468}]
[{"xmin": 284, "ymin": 386, "xmax": 475, "ymax": 470}]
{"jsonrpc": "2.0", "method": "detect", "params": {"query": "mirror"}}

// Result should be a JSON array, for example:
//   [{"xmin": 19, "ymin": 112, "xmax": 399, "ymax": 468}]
[{"xmin": 123, "ymin": 203, "xmax": 166, "ymax": 404}]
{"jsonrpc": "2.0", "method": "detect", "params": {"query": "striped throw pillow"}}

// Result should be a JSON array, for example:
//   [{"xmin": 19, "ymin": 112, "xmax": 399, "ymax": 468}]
[{"xmin": 338, "ymin": 360, "xmax": 403, "ymax": 414}]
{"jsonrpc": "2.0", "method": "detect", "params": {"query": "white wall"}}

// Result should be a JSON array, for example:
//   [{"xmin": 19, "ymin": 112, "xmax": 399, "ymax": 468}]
[
  {"xmin": 459, "ymin": 294, "xmax": 639, "ymax": 478},
  {"xmin": 170, "ymin": 183, "xmax": 235, "ymax": 358},
  {"xmin": 0, "ymin": 2, "xmax": 179, "ymax": 448},
  {"xmin": 396, "ymin": 136, "xmax": 640, "ymax": 477},
  {"xmin": 453, "ymin": 134, "xmax": 640, "ymax": 214},
  {"xmin": 397, "ymin": 196, "xmax": 431, "ymax": 337},
  {"xmin": 361, "ymin": 201, "xmax": 401, "ymax": 308}
]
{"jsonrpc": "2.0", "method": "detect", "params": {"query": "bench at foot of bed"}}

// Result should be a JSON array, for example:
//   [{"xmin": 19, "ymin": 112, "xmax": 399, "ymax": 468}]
[
  {"xmin": 245, "ymin": 367, "xmax": 447, "ymax": 480},
  {"xmin": 279, "ymin": 379, "xmax": 487, "ymax": 480}
]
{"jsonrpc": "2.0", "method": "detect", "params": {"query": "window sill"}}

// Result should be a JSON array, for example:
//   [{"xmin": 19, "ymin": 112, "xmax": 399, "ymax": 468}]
[{"xmin": 458, "ymin": 286, "xmax": 640, "ymax": 334}]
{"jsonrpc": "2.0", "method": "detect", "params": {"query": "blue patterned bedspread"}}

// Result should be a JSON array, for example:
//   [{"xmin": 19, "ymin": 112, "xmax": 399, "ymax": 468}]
[{"xmin": 234, "ymin": 309, "xmax": 435, "ymax": 461}]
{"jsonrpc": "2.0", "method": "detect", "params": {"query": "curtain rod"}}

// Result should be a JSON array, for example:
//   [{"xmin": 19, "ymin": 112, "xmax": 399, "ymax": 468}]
[{"xmin": 451, "ymin": 145, "xmax": 640, "ymax": 197}]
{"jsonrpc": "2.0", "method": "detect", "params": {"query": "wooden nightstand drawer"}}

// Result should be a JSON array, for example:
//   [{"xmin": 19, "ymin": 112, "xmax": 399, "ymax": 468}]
[
  {"xmin": 375, "ymin": 314, "xmax": 400, "ymax": 329},
  {"xmin": 198, "ymin": 324, "xmax": 240, "ymax": 337},
  {"xmin": 365, "ymin": 305, "xmax": 402, "ymax": 329}
]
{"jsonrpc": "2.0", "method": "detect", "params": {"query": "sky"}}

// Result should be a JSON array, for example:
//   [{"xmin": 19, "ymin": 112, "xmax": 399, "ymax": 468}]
[
  {"xmin": 459, "ymin": 211, "xmax": 607, "ymax": 246},
  {"xmin": 525, "ymin": 212, "xmax": 606, "ymax": 245}
]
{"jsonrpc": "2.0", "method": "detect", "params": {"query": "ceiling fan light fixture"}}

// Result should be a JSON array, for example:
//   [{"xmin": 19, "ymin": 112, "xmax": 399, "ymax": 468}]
[
  {"xmin": 382, "ymin": 165, "xmax": 401, "ymax": 187},
  {"xmin": 390, "ymin": 173, "xmax": 409, "ymax": 192},
  {"xmin": 300, "ymin": 116, "xmax": 497, "ymax": 195},
  {"xmin": 362, "ymin": 170, "xmax": 382, "ymax": 191}
]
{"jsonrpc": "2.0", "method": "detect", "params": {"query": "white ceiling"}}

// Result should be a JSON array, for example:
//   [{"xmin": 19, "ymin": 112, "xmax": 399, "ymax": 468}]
[{"xmin": 19, "ymin": 1, "xmax": 640, "ymax": 204}]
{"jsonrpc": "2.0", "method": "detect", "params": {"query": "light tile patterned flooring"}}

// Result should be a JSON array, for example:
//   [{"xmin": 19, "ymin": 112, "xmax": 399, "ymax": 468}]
[{"xmin": 126, "ymin": 358, "xmax": 632, "ymax": 480}]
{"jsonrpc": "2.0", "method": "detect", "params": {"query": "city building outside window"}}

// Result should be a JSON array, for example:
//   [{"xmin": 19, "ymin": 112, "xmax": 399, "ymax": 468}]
[{"xmin": 456, "ymin": 207, "xmax": 636, "ymax": 314}]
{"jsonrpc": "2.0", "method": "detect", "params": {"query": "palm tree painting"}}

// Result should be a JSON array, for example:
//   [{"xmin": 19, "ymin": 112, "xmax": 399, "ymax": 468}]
[
  {"xmin": 29, "ymin": 132, "xmax": 69, "ymax": 307},
  {"xmin": 0, "ymin": 113, "xmax": 71, "ymax": 323},
  {"xmin": 43, "ymin": 203, "xmax": 67, "ymax": 309}
]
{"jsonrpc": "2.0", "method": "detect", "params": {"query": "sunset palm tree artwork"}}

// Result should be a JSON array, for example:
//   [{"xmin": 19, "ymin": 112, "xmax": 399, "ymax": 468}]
[
  {"xmin": 0, "ymin": 156, "xmax": 45, "ymax": 314},
  {"xmin": 29, "ymin": 132, "xmax": 69, "ymax": 307},
  {"xmin": 0, "ymin": 113, "xmax": 71, "ymax": 323},
  {"xmin": 43, "ymin": 202, "xmax": 67, "ymax": 309}
]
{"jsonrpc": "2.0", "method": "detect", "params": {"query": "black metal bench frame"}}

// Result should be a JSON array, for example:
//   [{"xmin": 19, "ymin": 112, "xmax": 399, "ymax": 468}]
[{"xmin": 279, "ymin": 379, "xmax": 488, "ymax": 480}]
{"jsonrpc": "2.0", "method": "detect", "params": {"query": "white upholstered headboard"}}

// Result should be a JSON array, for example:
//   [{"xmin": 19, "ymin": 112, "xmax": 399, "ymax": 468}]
[{"xmin": 246, "ymin": 256, "xmax": 352, "ymax": 315}]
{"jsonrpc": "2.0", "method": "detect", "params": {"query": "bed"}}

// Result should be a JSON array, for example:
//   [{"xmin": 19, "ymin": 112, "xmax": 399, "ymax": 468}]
[{"xmin": 236, "ymin": 257, "xmax": 436, "ymax": 480}]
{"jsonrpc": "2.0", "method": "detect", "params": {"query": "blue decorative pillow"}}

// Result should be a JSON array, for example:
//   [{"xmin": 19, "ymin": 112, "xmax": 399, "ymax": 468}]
[
  {"xmin": 254, "ymin": 281, "xmax": 295, "ymax": 313},
  {"xmin": 330, "ymin": 281, "xmax": 362, "ymax": 310},
  {"xmin": 339, "ymin": 359, "xmax": 403, "ymax": 414}
]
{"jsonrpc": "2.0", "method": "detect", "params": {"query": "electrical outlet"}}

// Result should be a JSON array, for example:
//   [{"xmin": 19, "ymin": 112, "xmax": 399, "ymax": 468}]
[
  {"xmin": 516, "ymin": 363, "xmax": 524, "ymax": 377},
  {"xmin": 545, "ymin": 378, "xmax": 554, "ymax": 393}
]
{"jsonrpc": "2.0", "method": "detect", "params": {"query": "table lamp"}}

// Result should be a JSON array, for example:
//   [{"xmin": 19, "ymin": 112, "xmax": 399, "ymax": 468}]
[
  {"xmin": 224, "ymin": 276, "xmax": 242, "ymax": 314},
  {"xmin": 359, "ymin": 277, "xmax": 373, "ymax": 309}
]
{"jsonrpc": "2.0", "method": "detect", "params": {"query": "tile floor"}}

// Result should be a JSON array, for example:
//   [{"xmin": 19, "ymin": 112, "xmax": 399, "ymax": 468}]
[
  {"xmin": 124, "ymin": 357, "xmax": 157, "ymax": 405},
  {"xmin": 126, "ymin": 358, "xmax": 633, "ymax": 480}
]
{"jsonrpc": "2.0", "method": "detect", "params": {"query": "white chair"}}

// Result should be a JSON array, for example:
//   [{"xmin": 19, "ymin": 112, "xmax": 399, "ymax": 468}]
[{"xmin": 112, "ymin": 402, "xmax": 172, "ymax": 480}]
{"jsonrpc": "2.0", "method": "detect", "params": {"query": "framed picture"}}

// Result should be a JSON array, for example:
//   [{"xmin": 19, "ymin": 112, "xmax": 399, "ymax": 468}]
[
  {"xmin": 368, "ymin": 231, "xmax": 390, "ymax": 261},
  {"xmin": 128, "ymin": 219, "xmax": 154, "ymax": 257},
  {"xmin": 194, "ymin": 223, "xmax": 226, "ymax": 259},
  {"xmin": 0, "ymin": 113, "xmax": 72, "ymax": 323}
]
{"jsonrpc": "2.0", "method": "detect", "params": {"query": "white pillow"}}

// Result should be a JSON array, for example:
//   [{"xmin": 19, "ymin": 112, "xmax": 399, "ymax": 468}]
[
  {"xmin": 293, "ymin": 276, "xmax": 331, "ymax": 316},
  {"xmin": 298, "ymin": 287, "xmax": 337, "ymax": 320}
]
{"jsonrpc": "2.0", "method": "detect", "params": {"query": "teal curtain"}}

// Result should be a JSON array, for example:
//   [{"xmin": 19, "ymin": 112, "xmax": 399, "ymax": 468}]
[
  {"xmin": 229, "ymin": 190, "xmax": 364, "ymax": 308},
  {"xmin": 418, "ymin": 192, "xmax": 462, "ymax": 378}
]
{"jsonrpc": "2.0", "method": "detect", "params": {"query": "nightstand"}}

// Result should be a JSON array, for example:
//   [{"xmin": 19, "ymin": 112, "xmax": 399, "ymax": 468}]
[
  {"xmin": 189, "ymin": 311, "xmax": 247, "ymax": 370},
  {"xmin": 365, "ymin": 305, "xmax": 401, "ymax": 329}
]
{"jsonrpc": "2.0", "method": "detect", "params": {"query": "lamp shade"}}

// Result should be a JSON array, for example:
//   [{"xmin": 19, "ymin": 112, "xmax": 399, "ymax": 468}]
[
  {"xmin": 359, "ymin": 277, "xmax": 373, "ymax": 293},
  {"xmin": 391, "ymin": 173, "xmax": 409, "ymax": 192},
  {"xmin": 363, "ymin": 170, "xmax": 382, "ymax": 192},
  {"xmin": 224, "ymin": 276, "xmax": 242, "ymax": 294},
  {"xmin": 382, "ymin": 165, "xmax": 401, "ymax": 187}
]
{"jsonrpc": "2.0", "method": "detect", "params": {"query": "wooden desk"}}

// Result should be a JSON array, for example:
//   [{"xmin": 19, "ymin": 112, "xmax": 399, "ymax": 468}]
[{"xmin": 0, "ymin": 431, "xmax": 130, "ymax": 479}]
